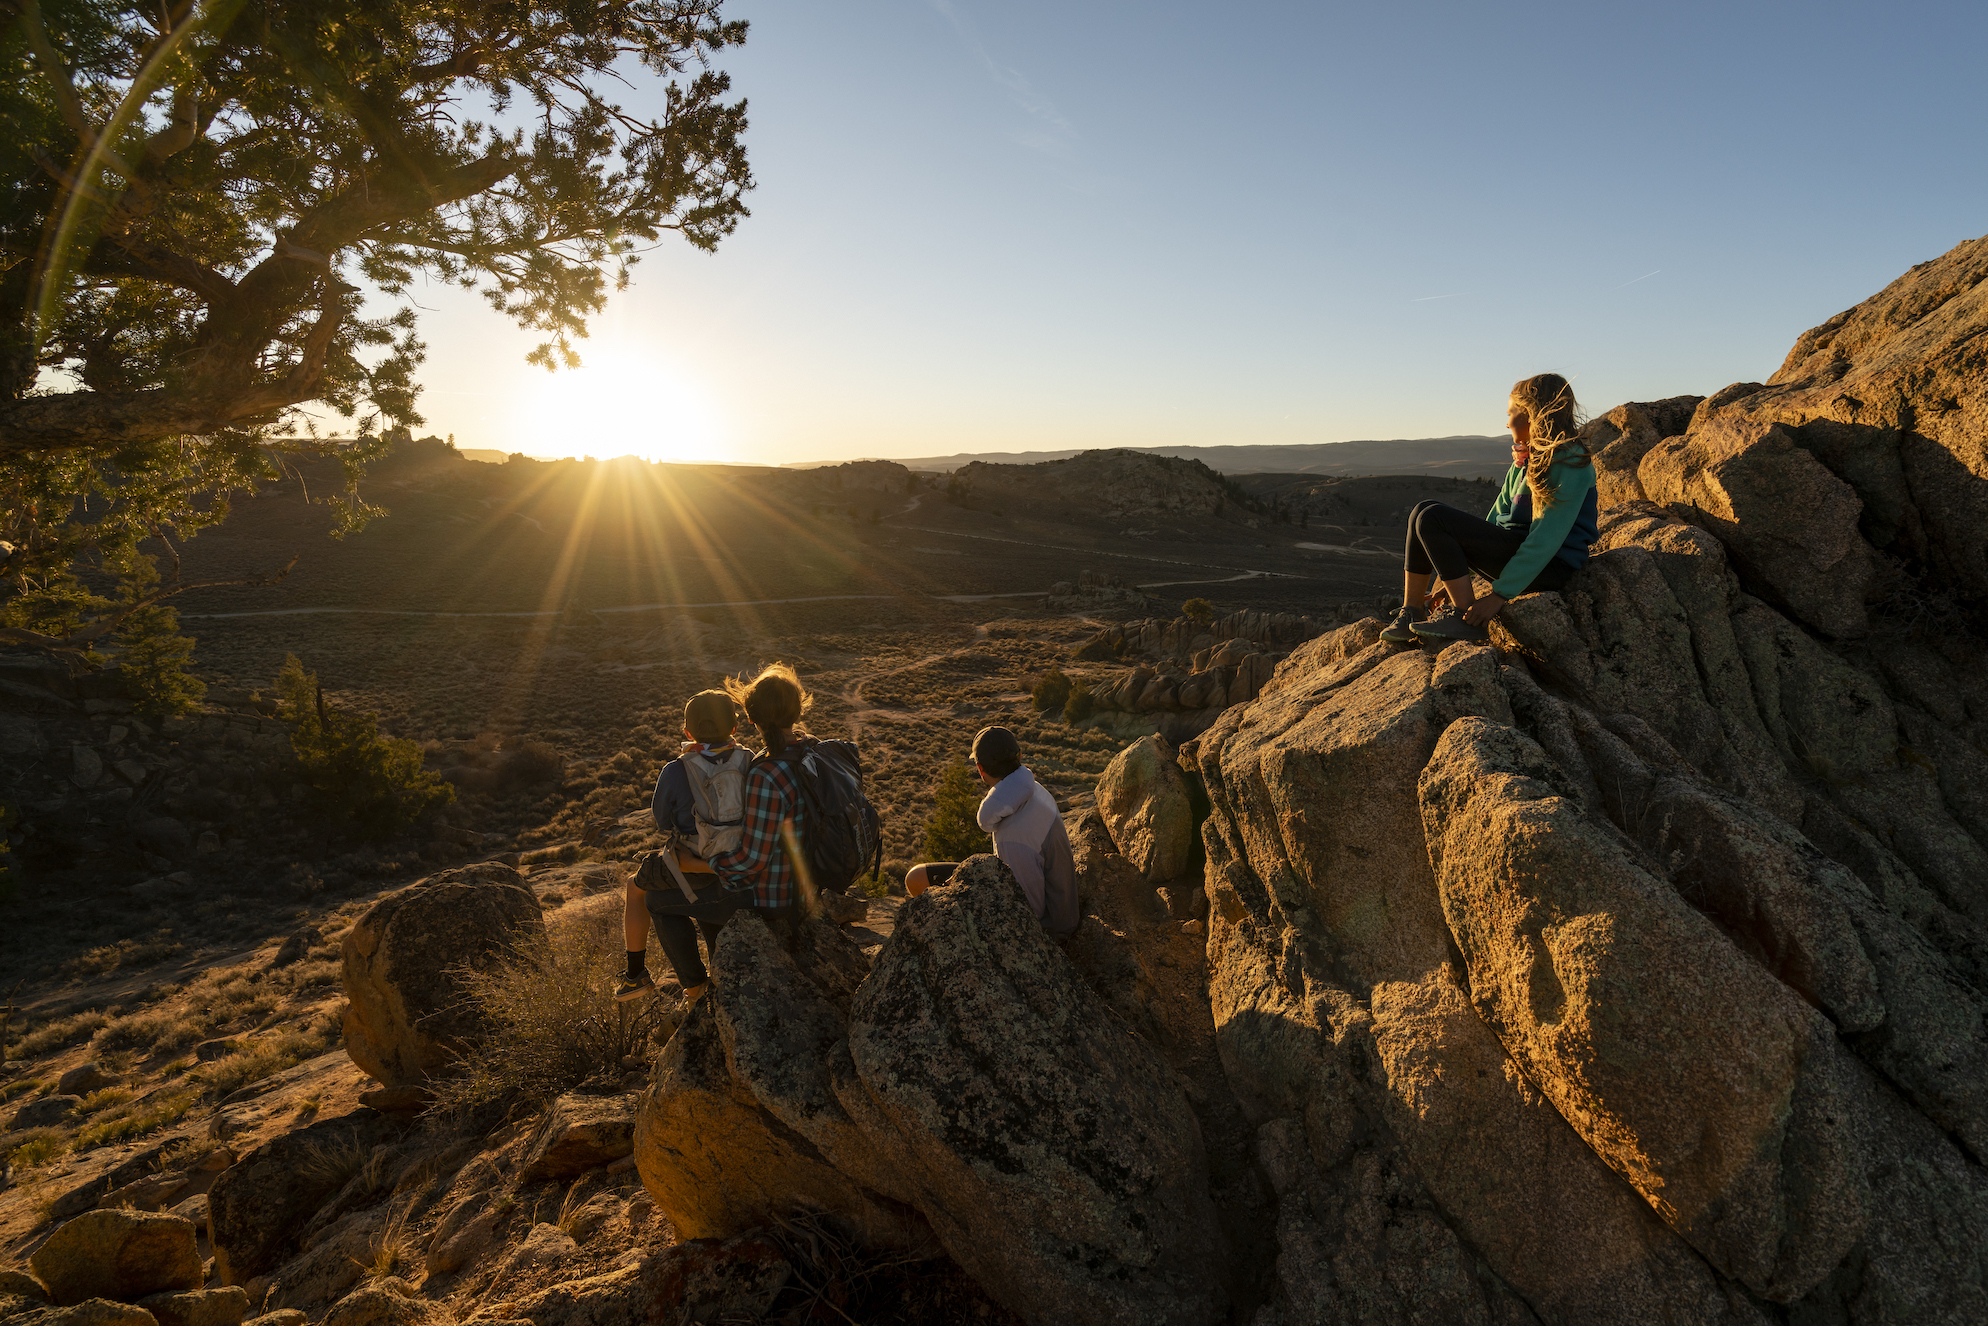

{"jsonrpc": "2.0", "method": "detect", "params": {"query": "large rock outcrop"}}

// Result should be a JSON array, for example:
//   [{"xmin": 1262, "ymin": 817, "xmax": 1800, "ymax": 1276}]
[
  {"xmin": 1176, "ymin": 234, "xmax": 1988, "ymax": 1323},
  {"xmin": 1093, "ymin": 733, "xmax": 1197, "ymax": 881},
  {"xmin": 848, "ymin": 856, "xmax": 1228, "ymax": 1326},
  {"xmin": 338, "ymin": 862, "xmax": 543, "ymax": 1088},
  {"xmin": 1594, "ymin": 233, "xmax": 1988, "ymax": 637},
  {"xmin": 633, "ymin": 859, "xmax": 1230, "ymax": 1326}
]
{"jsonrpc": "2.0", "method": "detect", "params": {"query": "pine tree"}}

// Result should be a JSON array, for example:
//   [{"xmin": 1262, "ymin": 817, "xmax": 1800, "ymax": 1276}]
[
  {"xmin": 275, "ymin": 655, "xmax": 454, "ymax": 838},
  {"xmin": 922, "ymin": 758, "xmax": 991, "ymax": 861},
  {"xmin": 116, "ymin": 602, "xmax": 206, "ymax": 717}
]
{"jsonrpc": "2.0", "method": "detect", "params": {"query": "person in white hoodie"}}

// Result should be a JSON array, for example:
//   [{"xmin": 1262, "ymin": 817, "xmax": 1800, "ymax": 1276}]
[{"xmin": 905, "ymin": 726, "xmax": 1080, "ymax": 939}]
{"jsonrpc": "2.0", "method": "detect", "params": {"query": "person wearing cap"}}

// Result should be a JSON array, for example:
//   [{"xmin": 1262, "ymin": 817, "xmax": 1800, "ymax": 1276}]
[
  {"xmin": 617, "ymin": 689, "xmax": 752, "ymax": 1003},
  {"xmin": 904, "ymin": 726, "xmax": 1080, "ymax": 939}
]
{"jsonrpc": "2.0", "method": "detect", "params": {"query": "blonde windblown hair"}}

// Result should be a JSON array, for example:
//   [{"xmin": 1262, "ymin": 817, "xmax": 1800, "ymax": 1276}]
[
  {"xmin": 1510, "ymin": 372, "xmax": 1591, "ymax": 511},
  {"xmin": 724, "ymin": 661, "xmax": 812, "ymax": 746}
]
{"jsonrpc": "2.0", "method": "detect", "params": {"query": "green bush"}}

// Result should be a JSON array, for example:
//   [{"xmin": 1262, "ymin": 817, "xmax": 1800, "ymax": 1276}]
[
  {"xmin": 1063, "ymin": 682, "xmax": 1095, "ymax": 725},
  {"xmin": 116, "ymin": 602, "xmax": 206, "ymax": 716},
  {"xmin": 275, "ymin": 655, "xmax": 454, "ymax": 838},
  {"xmin": 921, "ymin": 758, "xmax": 991, "ymax": 862},
  {"xmin": 1181, "ymin": 597, "xmax": 1215, "ymax": 624},
  {"xmin": 1031, "ymin": 668, "xmax": 1072, "ymax": 713}
]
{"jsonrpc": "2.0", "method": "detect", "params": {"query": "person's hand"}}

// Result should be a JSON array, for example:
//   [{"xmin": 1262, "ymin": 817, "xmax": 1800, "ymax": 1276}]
[{"xmin": 1462, "ymin": 593, "xmax": 1506, "ymax": 626}]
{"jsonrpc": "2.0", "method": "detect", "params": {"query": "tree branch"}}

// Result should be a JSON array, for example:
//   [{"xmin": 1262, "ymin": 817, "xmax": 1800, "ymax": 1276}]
[{"xmin": 0, "ymin": 554, "xmax": 301, "ymax": 648}]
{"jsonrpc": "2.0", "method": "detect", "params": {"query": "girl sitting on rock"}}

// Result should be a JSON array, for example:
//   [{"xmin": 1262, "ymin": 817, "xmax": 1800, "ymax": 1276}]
[
  {"xmin": 628, "ymin": 663, "xmax": 816, "ymax": 1011},
  {"xmin": 1381, "ymin": 372, "xmax": 1598, "ymax": 644}
]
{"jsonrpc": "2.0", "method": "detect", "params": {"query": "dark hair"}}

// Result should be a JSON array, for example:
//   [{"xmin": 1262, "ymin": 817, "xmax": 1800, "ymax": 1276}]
[{"xmin": 971, "ymin": 726, "xmax": 1022, "ymax": 779}]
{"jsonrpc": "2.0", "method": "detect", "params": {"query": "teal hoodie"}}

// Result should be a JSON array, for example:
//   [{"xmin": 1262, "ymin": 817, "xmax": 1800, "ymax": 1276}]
[{"xmin": 1485, "ymin": 460, "xmax": 1598, "ymax": 598}]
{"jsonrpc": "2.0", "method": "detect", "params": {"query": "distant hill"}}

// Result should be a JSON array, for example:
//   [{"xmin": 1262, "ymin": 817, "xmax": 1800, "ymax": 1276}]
[{"xmin": 785, "ymin": 436, "xmax": 1512, "ymax": 477}]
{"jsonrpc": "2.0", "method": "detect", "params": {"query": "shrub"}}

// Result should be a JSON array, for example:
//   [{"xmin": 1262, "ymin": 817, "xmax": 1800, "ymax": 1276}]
[
  {"xmin": 60, "ymin": 935, "xmax": 184, "ymax": 982},
  {"xmin": 116, "ymin": 602, "xmax": 206, "ymax": 717},
  {"xmin": 70, "ymin": 1088, "xmax": 196, "ymax": 1152},
  {"xmin": 1181, "ymin": 597, "xmax": 1215, "ymax": 625},
  {"xmin": 202, "ymin": 1030, "xmax": 331, "ymax": 1097},
  {"xmin": 428, "ymin": 906, "xmax": 652, "ymax": 1118},
  {"xmin": 9, "ymin": 1010, "xmax": 111, "ymax": 1060},
  {"xmin": 921, "ymin": 759, "xmax": 991, "ymax": 863},
  {"xmin": 5, "ymin": 1131, "xmax": 66, "ymax": 1170},
  {"xmin": 1063, "ymin": 682, "xmax": 1095, "ymax": 725},
  {"xmin": 93, "ymin": 1006, "xmax": 209, "ymax": 1058},
  {"xmin": 497, "ymin": 741, "xmax": 563, "ymax": 789},
  {"xmin": 1031, "ymin": 668, "xmax": 1072, "ymax": 713},
  {"xmin": 275, "ymin": 655, "xmax": 454, "ymax": 838}
]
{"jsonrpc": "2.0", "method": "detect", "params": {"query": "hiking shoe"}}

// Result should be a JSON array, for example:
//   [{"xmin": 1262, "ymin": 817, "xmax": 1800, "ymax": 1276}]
[
  {"xmin": 1409, "ymin": 607, "xmax": 1490, "ymax": 644},
  {"xmin": 1379, "ymin": 605, "xmax": 1426, "ymax": 643},
  {"xmin": 613, "ymin": 971, "xmax": 656, "ymax": 1003}
]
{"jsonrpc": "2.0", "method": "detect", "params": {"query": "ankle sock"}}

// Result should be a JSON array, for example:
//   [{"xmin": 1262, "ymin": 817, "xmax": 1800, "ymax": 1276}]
[{"xmin": 624, "ymin": 951, "xmax": 647, "ymax": 981}]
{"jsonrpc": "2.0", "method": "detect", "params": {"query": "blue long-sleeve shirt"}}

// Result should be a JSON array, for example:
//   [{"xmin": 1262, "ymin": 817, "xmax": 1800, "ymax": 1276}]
[
  {"xmin": 1485, "ymin": 460, "xmax": 1598, "ymax": 598},
  {"xmin": 650, "ymin": 759, "xmax": 697, "ymax": 837}
]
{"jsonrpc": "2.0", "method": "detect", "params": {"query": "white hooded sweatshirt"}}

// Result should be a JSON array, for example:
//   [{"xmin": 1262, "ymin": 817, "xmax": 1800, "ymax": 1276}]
[{"xmin": 976, "ymin": 765, "xmax": 1080, "ymax": 939}]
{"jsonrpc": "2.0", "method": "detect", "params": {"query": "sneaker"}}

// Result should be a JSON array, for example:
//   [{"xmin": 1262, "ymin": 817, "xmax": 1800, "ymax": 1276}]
[
  {"xmin": 1379, "ymin": 605, "xmax": 1426, "ymax": 643},
  {"xmin": 613, "ymin": 971, "xmax": 656, "ymax": 1003},
  {"xmin": 1409, "ymin": 607, "xmax": 1490, "ymax": 644}
]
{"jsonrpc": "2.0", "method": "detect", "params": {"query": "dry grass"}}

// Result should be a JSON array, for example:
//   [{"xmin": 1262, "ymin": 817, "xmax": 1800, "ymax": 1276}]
[
  {"xmin": 0, "ymin": 1077, "xmax": 44, "ymax": 1103},
  {"xmin": 428, "ymin": 906, "xmax": 649, "ymax": 1117},
  {"xmin": 59, "ymin": 936, "xmax": 185, "ymax": 982},
  {"xmin": 201, "ymin": 1028, "xmax": 333, "ymax": 1097},
  {"xmin": 355, "ymin": 1208, "xmax": 414, "ymax": 1281},
  {"xmin": 77, "ymin": 1086, "xmax": 135, "ymax": 1114},
  {"xmin": 296, "ymin": 1131, "xmax": 374, "ymax": 1193},
  {"xmin": 70, "ymin": 1087, "xmax": 196, "ymax": 1152},
  {"xmin": 93, "ymin": 1006, "xmax": 210, "ymax": 1059},
  {"xmin": 154, "ymin": 1137, "xmax": 207, "ymax": 1170},
  {"xmin": 4, "ymin": 1130, "xmax": 66, "ymax": 1170},
  {"xmin": 7, "ymin": 1009, "xmax": 111, "ymax": 1060}
]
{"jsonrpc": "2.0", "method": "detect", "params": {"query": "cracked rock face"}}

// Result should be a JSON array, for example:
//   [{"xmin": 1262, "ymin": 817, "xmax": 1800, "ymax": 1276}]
[
  {"xmin": 633, "ymin": 860, "xmax": 1228, "ymax": 1326},
  {"xmin": 1186, "ymin": 244, "xmax": 1988, "ymax": 1324}
]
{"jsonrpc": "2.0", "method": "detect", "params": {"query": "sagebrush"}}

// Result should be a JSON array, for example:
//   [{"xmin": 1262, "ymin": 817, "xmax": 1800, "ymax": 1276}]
[{"xmin": 429, "ymin": 908, "xmax": 656, "ymax": 1117}]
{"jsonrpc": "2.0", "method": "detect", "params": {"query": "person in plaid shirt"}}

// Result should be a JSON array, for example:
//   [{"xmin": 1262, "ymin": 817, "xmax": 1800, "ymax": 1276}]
[
  {"xmin": 630, "ymin": 663, "xmax": 814, "ymax": 1012},
  {"xmin": 709, "ymin": 739, "xmax": 804, "ymax": 910}
]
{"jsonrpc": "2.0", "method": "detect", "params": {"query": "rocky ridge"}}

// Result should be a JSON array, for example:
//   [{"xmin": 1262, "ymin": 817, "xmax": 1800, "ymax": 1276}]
[{"xmin": 8, "ymin": 236, "xmax": 1987, "ymax": 1326}]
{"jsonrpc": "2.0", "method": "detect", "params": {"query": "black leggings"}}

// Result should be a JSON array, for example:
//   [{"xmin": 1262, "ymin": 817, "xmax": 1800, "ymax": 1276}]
[
  {"xmin": 1403, "ymin": 501, "xmax": 1575, "ymax": 594},
  {"xmin": 643, "ymin": 882, "xmax": 748, "ymax": 989}
]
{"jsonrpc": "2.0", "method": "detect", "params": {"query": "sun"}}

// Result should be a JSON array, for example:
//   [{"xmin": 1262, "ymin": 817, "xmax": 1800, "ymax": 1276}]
[{"xmin": 514, "ymin": 344, "xmax": 729, "ymax": 462}]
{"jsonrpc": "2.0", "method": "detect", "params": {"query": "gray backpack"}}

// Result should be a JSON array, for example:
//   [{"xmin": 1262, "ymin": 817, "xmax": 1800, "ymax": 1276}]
[{"xmin": 681, "ymin": 746, "xmax": 752, "ymax": 858}]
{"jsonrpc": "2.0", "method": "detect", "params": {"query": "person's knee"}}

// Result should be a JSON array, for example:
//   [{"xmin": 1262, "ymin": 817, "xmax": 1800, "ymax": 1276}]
[{"xmin": 906, "ymin": 864, "xmax": 932, "ymax": 897}]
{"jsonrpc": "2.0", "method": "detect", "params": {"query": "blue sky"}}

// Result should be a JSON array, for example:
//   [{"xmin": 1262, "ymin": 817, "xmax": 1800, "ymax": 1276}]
[{"xmin": 395, "ymin": 0, "xmax": 1988, "ymax": 464}]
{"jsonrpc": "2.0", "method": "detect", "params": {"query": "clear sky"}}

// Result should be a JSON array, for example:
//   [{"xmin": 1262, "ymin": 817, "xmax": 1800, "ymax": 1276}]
[{"xmin": 383, "ymin": 0, "xmax": 1988, "ymax": 465}]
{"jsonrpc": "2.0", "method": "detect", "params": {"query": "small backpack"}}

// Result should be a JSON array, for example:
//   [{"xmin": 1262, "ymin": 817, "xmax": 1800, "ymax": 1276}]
[
  {"xmin": 767, "ymin": 738, "xmax": 882, "ymax": 895},
  {"xmin": 681, "ymin": 746, "xmax": 752, "ymax": 858}
]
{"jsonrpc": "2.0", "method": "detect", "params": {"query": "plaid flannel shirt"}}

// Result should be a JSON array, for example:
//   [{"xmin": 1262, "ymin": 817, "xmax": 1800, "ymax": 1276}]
[{"xmin": 710, "ymin": 752, "xmax": 805, "ymax": 911}]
